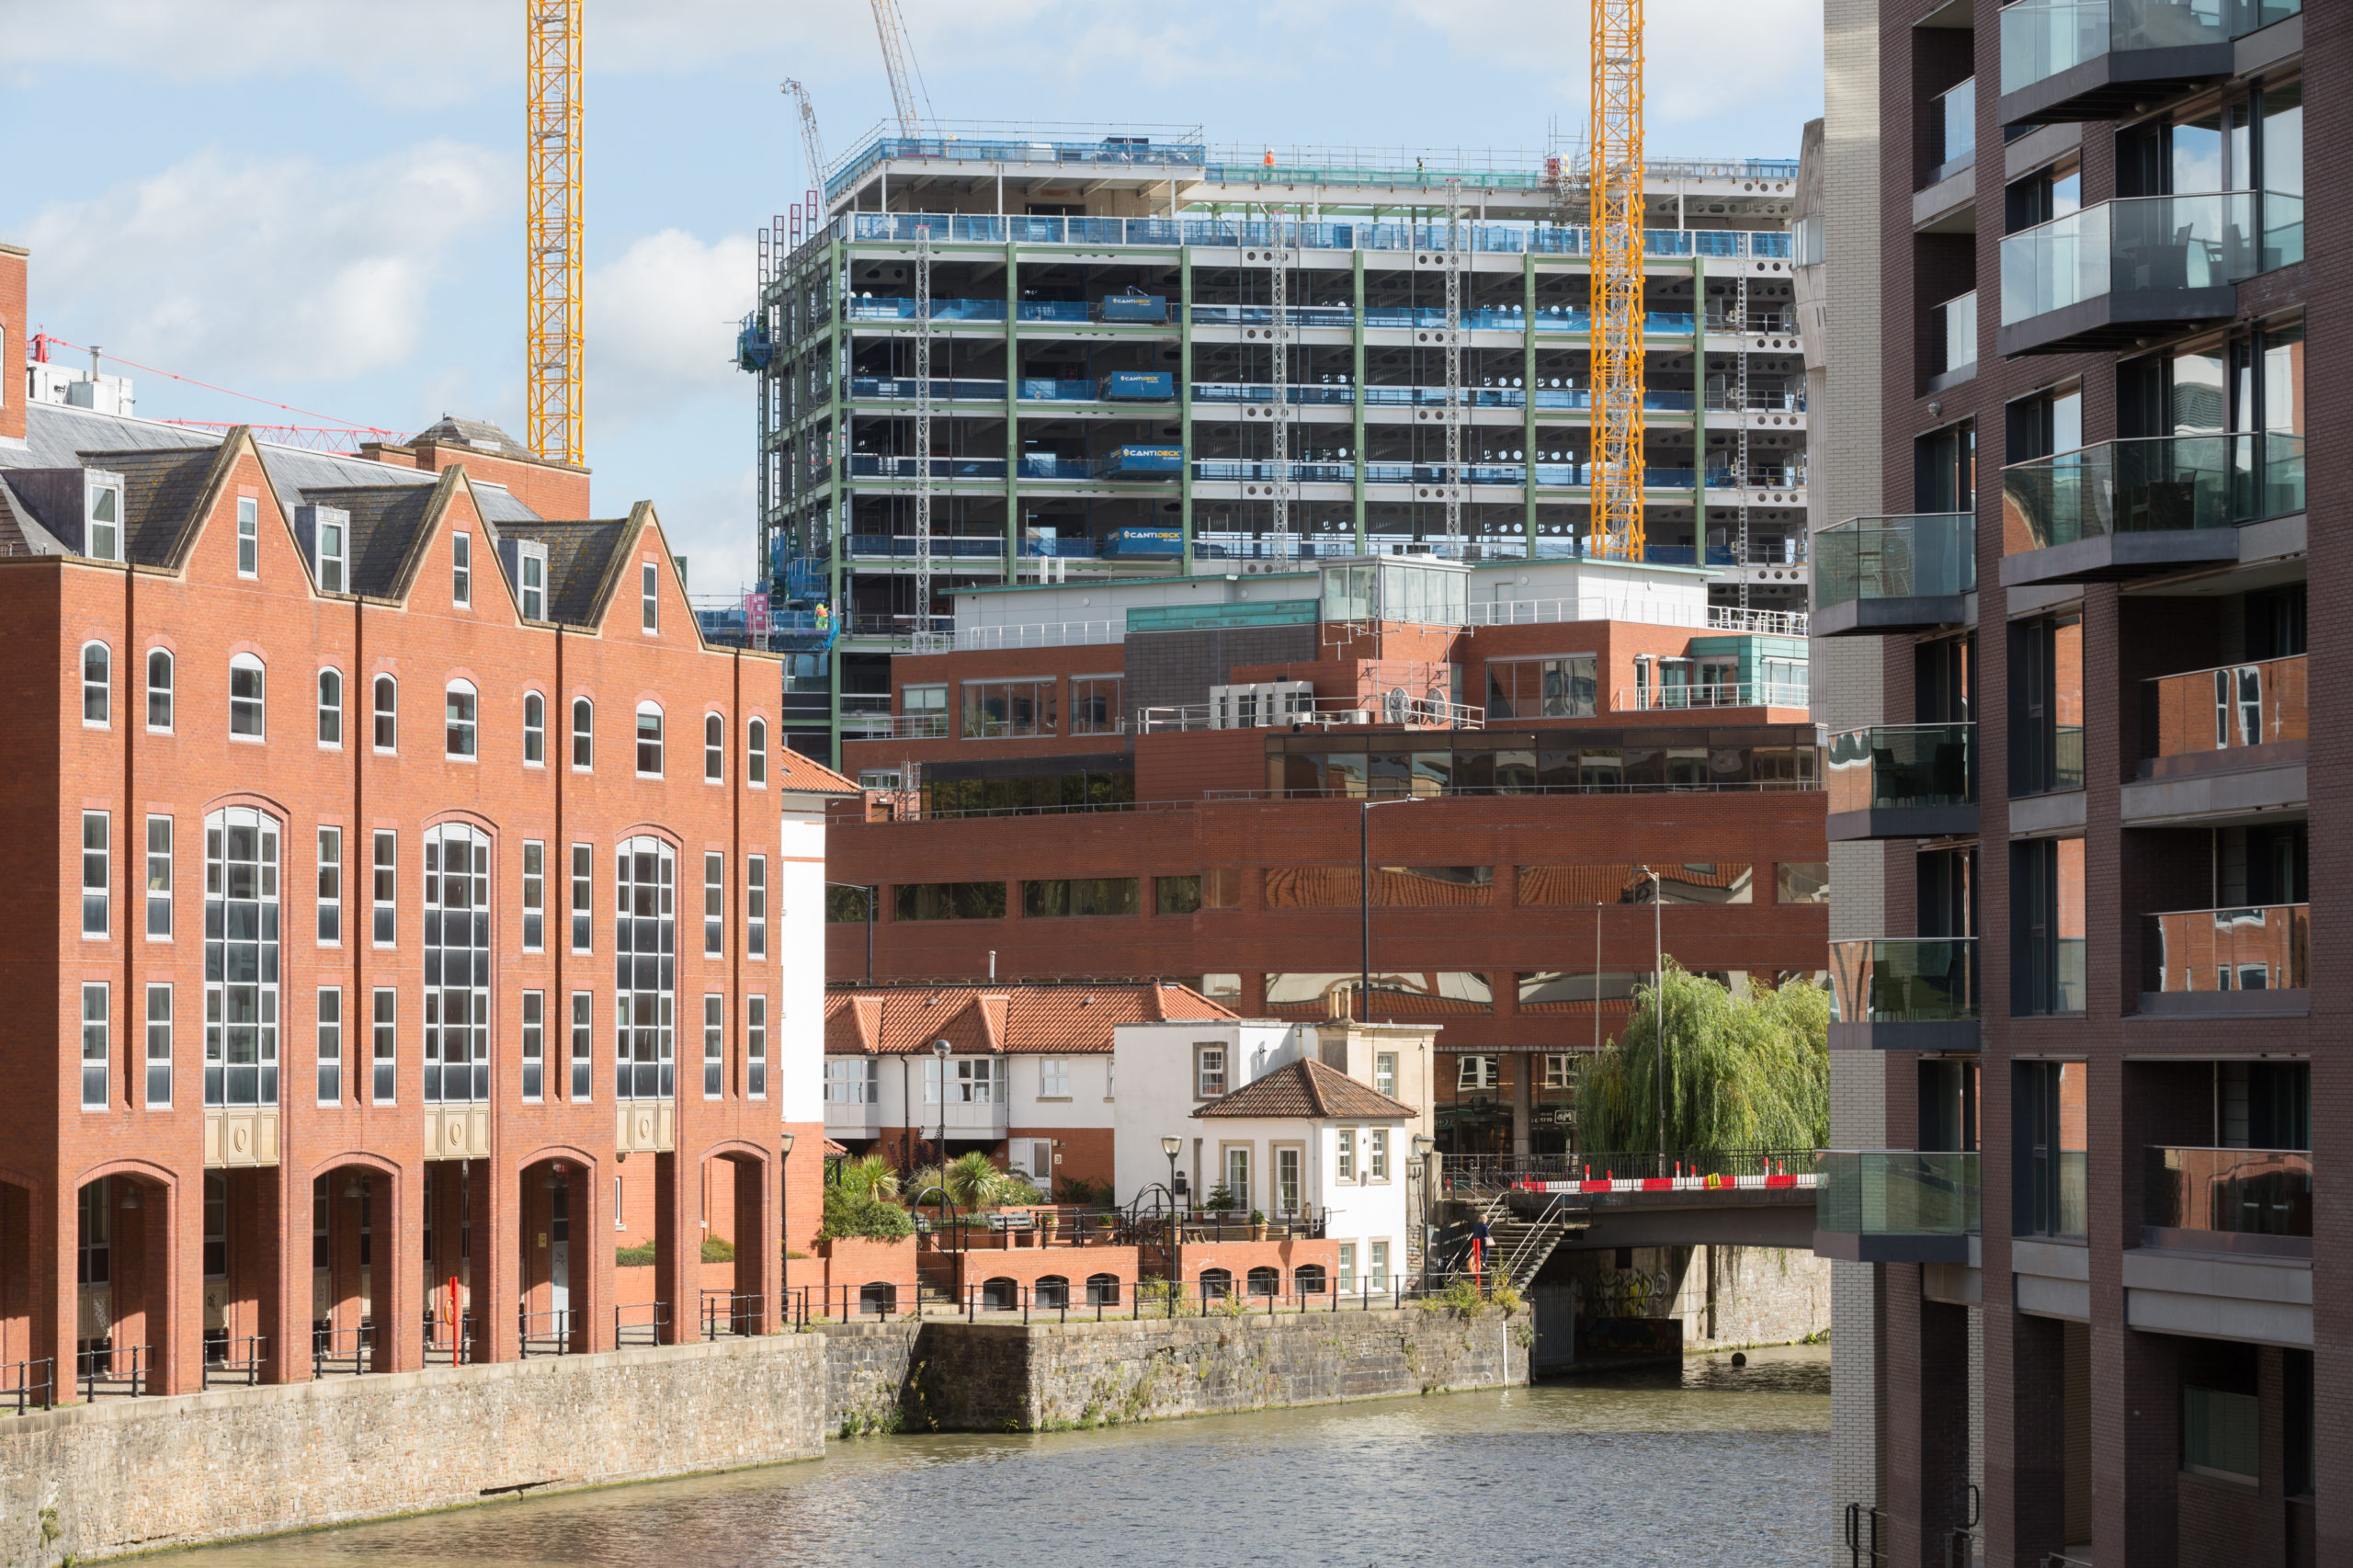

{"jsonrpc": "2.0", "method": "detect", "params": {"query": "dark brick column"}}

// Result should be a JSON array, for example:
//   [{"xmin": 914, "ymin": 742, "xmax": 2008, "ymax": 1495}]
[{"xmin": 1885, "ymin": 1276, "xmax": 1973, "ymax": 1567}]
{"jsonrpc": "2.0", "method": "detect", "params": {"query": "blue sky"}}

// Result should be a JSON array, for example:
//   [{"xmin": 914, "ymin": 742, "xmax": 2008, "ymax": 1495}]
[{"xmin": 2, "ymin": 0, "xmax": 1821, "ymax": 592}]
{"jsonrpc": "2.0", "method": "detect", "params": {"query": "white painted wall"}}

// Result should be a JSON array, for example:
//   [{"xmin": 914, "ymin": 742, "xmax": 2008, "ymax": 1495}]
[{"xmin": 775, "ymin": 796, "xmax": 833, "ymax": 1130}]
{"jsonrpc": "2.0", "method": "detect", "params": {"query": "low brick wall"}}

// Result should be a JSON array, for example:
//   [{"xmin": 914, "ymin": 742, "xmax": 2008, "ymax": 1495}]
[{"xmin": 2, "ymin": 1335, "xmax": 826, "ymax": 1563}]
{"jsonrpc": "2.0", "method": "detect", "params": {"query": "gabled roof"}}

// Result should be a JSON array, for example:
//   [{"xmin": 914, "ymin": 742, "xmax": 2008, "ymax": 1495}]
[
  {"xmin": 494, "ymin": 517, "xmax": 631, "ymax": 626},
  {"xmin": 73, "ymin": 446, "xmax": 223, "ymax": 565},
  {"xmin": 1192, "ymin": 1057, "xmax": 1415, "ymax": 1120},
  {"xmin": 776, "ymin": 748, "xmax": 859, "ymax": 795},
  {"xmin": 290, "ymin": 480, "xmax": 443, "ymax": 598},
  {"xmin": 825, "ymin": 982, "xmax": 1234, "ymax": 1056}
]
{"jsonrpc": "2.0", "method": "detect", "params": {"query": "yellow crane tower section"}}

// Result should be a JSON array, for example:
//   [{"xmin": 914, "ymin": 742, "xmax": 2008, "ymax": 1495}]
[
  {"xmin": 1588, "ymin": 0, "xmax": 1645, "ymax": 562},
  {"xmin": 527, "ymin": 0, "xmax": 585, "ymax": 466}
]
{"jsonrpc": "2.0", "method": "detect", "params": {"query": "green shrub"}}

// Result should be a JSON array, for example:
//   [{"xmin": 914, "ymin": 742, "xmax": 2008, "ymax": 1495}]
[
  {"xmin": 616, "ymin": 1242, "xmax": 657, "ymax": 1267},
  {"xmin": 819, "ymin": 1184, "xmax": 915, "ymax": 1242},
  {"xmin": 834, "ymin": 1153, "xmax": 901, "ymax": 1201},
  {"xmin": 701, "ymin": 1235, "xmax": 736, "ymax": 1263}
]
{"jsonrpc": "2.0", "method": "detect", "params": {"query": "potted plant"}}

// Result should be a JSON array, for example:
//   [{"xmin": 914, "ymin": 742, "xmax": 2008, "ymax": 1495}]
[
  {"xmin": 1040, "ymin": 1209, "xmax": 1060, "ymax": 1244},
  {"xmin": 1250, "ymin": 1209, "xmax": 1267, "ymax": 1241}
]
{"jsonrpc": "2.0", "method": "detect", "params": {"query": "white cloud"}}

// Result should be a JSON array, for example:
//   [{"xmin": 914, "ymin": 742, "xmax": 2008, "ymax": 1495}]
[
  {"xmin": 585, "ymin": 228, "xmax": 757, "ymax": 433},
  {"xmin": 24, "ymin": 141, "xmax": 506, "ymax": 389}
]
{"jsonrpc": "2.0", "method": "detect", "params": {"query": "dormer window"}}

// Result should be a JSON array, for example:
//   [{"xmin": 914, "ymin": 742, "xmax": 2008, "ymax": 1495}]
[
  {"xmin": 86, "ymin": 481, "xmax": 121, "ymax": 562},
  {"xmin": 519, "ymin": 545, "xmax": 547, "ymax": 620},
  {"xmin": 317, "ymin": 518, "xmax": 347, "ymax": 594}
]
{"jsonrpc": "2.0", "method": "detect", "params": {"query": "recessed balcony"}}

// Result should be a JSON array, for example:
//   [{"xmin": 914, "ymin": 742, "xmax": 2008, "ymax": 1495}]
[
  {"xmin": 1826, "ymin": 723, "xmax": 1977, "ymax": 840},
  {"xmin": 2144, "ymin": 1145, "xmax": 2311, "ymax": 1258},
  {"xmin": 1999, "ymin": 193, "xmax": 2264, "ymax": 357},
  {"xmin": 2126, "ymin": 654, "xmax": 2307, "ymax": 824},
  {"xmin": 1999, "ymin": 435, "xmax": 2262, "ymax": 585},
  {"xmin": 2140, "ymin": 903, "xmax": 2308, "ymax": 1017},
  {"xmin": 1828, "ymin": 937, "xmax": 1980, "ymax": 1052},
  {"xmin": 1997, "ymin": 0, "xmax": 2260, "ymax": 126},
  {"xmin": 1813, "ymin": 1151, "xmax": 1979, "ymax": 1264},
  {"xmin": 1812, "ymin": 513, "xmax": 1975, "ymax": 636}
]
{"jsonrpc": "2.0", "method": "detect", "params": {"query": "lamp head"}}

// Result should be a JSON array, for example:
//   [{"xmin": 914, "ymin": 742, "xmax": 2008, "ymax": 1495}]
[
  {"xmin": 780, "ymin": 1131, "xmax": 797, "ymax": 1155},
  {"xmin": 933, "ymin": 1038, "xmax": 953, "ymax": 1060},
  {"xmin": 1160, "ymin": 1135, "xmax": 1181, "ymax": 1159}
]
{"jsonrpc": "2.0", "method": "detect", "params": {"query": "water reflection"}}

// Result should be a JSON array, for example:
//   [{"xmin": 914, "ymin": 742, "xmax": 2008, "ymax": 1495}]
[{"xmin": 177, "ymin": 1346, "xmax": 1827, "ymax": 1568}]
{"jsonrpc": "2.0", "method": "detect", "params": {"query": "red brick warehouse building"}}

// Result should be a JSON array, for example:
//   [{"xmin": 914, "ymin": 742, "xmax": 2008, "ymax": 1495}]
[
  {"xmin": 827, "ymin": 551, "xmax": 1828, "ymax": 1156},
  {"xmin": 0, "ymin": 241, "xmax": 851, "ymax": 1398}
]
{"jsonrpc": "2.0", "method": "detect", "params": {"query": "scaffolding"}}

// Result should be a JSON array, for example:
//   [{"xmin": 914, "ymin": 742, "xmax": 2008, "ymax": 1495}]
[
  {"xmin": 915, "ymin": 227, "xmax": 934, "ymax": 624},
  {"xmin": 1268, "ymin": 216, "xmax": 1292, "ymax": 553},
  {"xmin": 1443, "ymin": 176, "xmax": 1464, "ymax": 548}
]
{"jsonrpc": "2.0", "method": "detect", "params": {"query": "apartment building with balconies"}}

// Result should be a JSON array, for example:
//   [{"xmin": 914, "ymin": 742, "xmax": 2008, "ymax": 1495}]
[{"xmin": 1810, "ymin": 4, "xmax": 2325, "ymax": 1562}]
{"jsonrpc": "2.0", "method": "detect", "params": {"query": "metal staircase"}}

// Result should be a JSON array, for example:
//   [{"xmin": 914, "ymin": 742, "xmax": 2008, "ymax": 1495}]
[{"xmin": 1479, "ymin": 1191, "xmax": 1586, "ymax": 1292}]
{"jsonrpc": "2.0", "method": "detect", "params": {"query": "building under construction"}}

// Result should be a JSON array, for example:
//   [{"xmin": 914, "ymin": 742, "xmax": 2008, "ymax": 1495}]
[{"xmin": 739, "ymin": 131, "xmax": 1811, "ymax": 761}]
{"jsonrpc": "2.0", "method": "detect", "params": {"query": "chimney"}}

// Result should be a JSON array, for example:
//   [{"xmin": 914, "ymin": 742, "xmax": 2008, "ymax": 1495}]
[{"xmin": 0, "ymin": 244, "xmax": 28, "ymax": 445}]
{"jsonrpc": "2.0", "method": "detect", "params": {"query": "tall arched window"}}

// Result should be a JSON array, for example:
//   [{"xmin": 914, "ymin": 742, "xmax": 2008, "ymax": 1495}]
[
  {"xmin": 80, "ymin": 642, "xmax": 109, "ymax": 726},
  {"xmin": 229, "ymin": 653, "xmax": 266, "ymax": 739},
  {"xmin": 445, "ymin": 679, "xmax": 478, "ymax": 758},
  {"xmin": 145, "ymin": 650, "xmax": 173, "ymax": 732},
  {"xmin": 634, "ymin": 702, "xmax": 664, "ymax": 778},
  {"xmin": 703, "ymin": 712, "xmax": 724, "ymax": 782},
  {"xmin": 424, "ymin": 824, "xmax": 490, "ymax": 1104},
  {"xmin": 205, "ymin": 806, "xmax": 279, "ymax": 1108},
  {"xmin": 571, "ymin": 698, "xmax": 594, "ymax": 770},
  {"xmin": 747, "ymin": 718, "xmax": 767, "ymax": 787},
  {"xmin": 523, "ymin": 692, "xmax": 545, "ymax": 765},
  {"xmin": 615, "ymin": 836, "xmax": 675, "ymax": 1101},
  {"xmin": 372, "ymin": 676, "xmax": 398, "ymax": 752},
  {"xmin": 317, "ymin": 669, "xmax": 343, "ymax": 746}
]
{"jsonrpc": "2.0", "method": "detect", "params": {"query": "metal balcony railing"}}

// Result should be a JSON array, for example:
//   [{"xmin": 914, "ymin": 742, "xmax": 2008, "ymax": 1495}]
[
  {"xmin": 1827, "ymin": 723, "xmax": 1975, "ymax": 815},
  {"xmin": 1813, "ymin": 1152, "xmax": 1981, "ymax": 1238},
  {"xmin": 2142, "ymin": 903, "xmax": 2308, "ymax": 995},
  {"xmin": 1616, "ymin": 680, "xmax": 1810, "ymax": 711},
  {"xmin": 2145, "ymin": 1145, "xmax": 2312, "ymax": 1241},
  {"xmin": 2000, "ymin": 435, "xmax": 2277, "ymax": 553},
  {"xmin": 1999, "ymin": 192, "xmax": 2262, "ymax": 325},
  {"xmin": 1830, "ymin": 938, "xmax": 1980, "ymax": 1025},
  {"xmin": 2145, "ymin": 653, "xmax": 2305, "ymax": 760},
  {"xmin": 1998, "ymin": 0, "xmax": 2296, "ymax": 97}
]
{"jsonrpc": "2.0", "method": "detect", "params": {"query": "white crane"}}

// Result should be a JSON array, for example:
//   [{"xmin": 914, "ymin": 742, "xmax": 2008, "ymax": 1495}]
[
  {"xmin": 780, "ymin": 78, "xmax": 825, "ymax": 195},
  {"xmin": 870, "ymin": 0, "xmax": 925, "ymax": 139}
]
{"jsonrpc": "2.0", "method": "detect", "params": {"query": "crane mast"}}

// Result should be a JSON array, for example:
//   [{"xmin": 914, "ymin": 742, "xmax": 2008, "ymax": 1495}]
[
  {"xmin": 782, "ymin": 78, "xmax": 826, "ymax": 199},
  {"xmin": 1589, "ymin": 0, "xmax": 1645, "ymax": 562},
  {"xmin": 870, "ymin": 0, "xmax": 923, "ymax": 138},
  {"xmin": 526, "ymin": 0, "xmax": 585, "ymax": 466}
]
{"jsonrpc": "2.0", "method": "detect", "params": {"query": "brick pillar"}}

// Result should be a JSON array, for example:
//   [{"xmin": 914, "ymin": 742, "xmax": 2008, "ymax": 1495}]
[
  {"xmin": 377, "ymin": 1165, "xmax": 421, "ymax": 1373},
  {"xmin": 654, "ymin": 1151, "xmax": 693, "ymax": 1344},
  {"xmin": 2094, "ymin": 1324, "xmax": 2178, "ymax": 1566},
  {"xmin": 160, "ymin": 1175, "xmax": 203, "ymax": 1396},
  {"xmin": 1989, "ymin": 1307, "xmax": 2069, "ymax": 1564},
  {"xmin": 471, "ymin": 1156, "xmax": 517, "ymax": 1362},
  {"xmin": 42, "ymin": 1182, "xmax": 73, "ymax": 1402},
  {"xmin": 578, "ymin": 1159, "xmax": 613, "ymax": 1353},
  {"xmin": 1509, "ymin": 1058, "xmax": 1532, "ymax": 1159},
  {"xmin": 264, "ymin": 1166, "xmax": 307, "ymax": 1385},
  {"xmin": 1884, "ymin": 1277, "xmax": 1972, "ymax": 1568},
  {"xmin": 733, "ymin": 1153, "xmax": 776, "ymax": 1334}
]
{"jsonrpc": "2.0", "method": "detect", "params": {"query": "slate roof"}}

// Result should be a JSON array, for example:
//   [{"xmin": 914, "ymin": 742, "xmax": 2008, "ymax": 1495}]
[
  {"xmin": 411, "ymin": 415, "xmax": 536, "ymax": 460},
  {"xmin": 494, "ymin": 518, "xmax": 632, "ymax": 626},
  {"xmin": 1192, "ymin": 1057, "xmax": 1415, "ymax": 1120},
  {"xmin": 294, "ymin": 482, "xmax": 443, "ymax": 598},
  {"xmin": 69, "ymin": 446, "xmax": 225, "ymax": 565},
  {"xmin": 824, "ymin": 983, "xmax": 1234, "ymax": 1056}
]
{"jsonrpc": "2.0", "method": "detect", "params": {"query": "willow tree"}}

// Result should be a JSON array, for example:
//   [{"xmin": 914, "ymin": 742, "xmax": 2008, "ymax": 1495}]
[{"xmin": 1574, "ymin": 962, "xmax": 1830, "ymax": 1155}]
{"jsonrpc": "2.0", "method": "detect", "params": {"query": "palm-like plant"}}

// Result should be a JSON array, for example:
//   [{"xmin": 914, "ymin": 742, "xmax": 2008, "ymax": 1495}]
[
  {"xmin": 833, "ymin": 1153, "xmax": 899, "ymax": 1201},
  {"xmin": 940, "ymin": 1150, "xmax": 1013, "ymax": 1209}
]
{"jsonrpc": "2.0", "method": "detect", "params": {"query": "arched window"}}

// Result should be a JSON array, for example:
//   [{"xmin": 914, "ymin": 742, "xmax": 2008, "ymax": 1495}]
[
  {"xmin": 1246, "ymin": 1266, "xmax": 1280, "ymax": 1298},
  {"xmin": 571, "ymin": 698, "xmax": 594, "ymax": 770},
  {"xmin": 1199, "ymin": 1267, "xmax": 1233, "ymax": 1301},
  {"xmin": 80, "ymin": 642, "xmax": 109, "ymax": 726},
  {"xmin": 858, "ymin": 1281, "xmax": 897, "ymax": 1316},
  {"xmin": 229, "ymin": 653, "xmax": 266, "ymax": 739},
  {"xmin": 145, "ymin": 649, "xmax": 173, "ymax": 731},
  {"xmin": 317, "ymin": 669, "xmax": 343, "ymax": 746},
  {"xmin": 522, "ymin": 692, "xmax": 545, "ymax": 765},
  {"xmin": 1034, "ymin": 1275, "xmax": 1069, "ymax": 1310},
  {"xmin": 634, "ymin": 702, "xmax": 664, "ymax": 777},
  {"xmin": 444, "ymin": 679, "xmax": 478, "ymax": 758},
  {"xmin": 703, "ymin": 713, "xmax": 724, "ymax": 782},
  {"xmin": 981, "ymin": 1277, "xmax": 1018, "ymax": 1312},
  {"xmin": 1292, "ymin": 1263, "xmax": 1328, "ymax": 1297},
  {"xmin": 614, "ymin": 836, "xmax": 676, "ymax": 1100},
  {"xmin": 747, "ymin": 718, "xmax": 767, "ymax": 787},
  {"xmin": 424, "ymin": 823, "xmax": 490, "ymax": 1104},
  {"xmin": 1086, "ymin": 1273, "xmax": 1121, "ymax": 1307},
  {"xmin": 205, "ymin": 806, "xmax": 280, "ymax": 1108},
  {"xmin": 372, "ymin": 676, "xmax": 398, "ymax": 752}
]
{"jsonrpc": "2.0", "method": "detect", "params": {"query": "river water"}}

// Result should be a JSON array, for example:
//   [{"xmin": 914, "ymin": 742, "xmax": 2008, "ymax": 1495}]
[{"xmin": 177, "ymin": 1346, "xmax": 1829, "ymax": 1568}]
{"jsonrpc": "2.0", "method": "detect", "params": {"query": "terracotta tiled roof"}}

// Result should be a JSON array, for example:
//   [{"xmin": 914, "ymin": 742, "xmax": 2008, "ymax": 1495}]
[
  {"xmin": 775, "ymin": 748, "xmax": 859, "ymax": 795},
  {"xmin": 1193, "ymin": 1058, "xmax": 1415, "ymax": 1120},
  {"xmin": 823, "ymin": 1138, "xmax": 850, "ymax": 1157},
  {"xmin": 824, "ymin": 982, "xmax": 1235, "ymax": 1056}
]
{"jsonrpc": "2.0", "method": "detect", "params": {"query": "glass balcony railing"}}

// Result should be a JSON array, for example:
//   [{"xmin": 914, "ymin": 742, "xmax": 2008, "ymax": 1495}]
[
  {"xmin": 1813, "ymin": 513, "xmax": 1976, "ymax": 611},
  {"xmin": 1814, "ymin": 1152, "xmax": 1981, "ymax": 1238},
  {"xmin": 2000, "ymin": 193, "xmax": 2257, "ymax": 326},
  {"xmin": 2025, "ymin": 1150, "xmax": 2089, "ymax": 1239},
  {"xmin": 2002, "ymin": 0, "xmax": 2300, "ymax": 97},
  {"xmin": 2142, "ymin": 903, "xmax": 2308, "ymax": 995},
  {"xmin": 1938, "ymin": 78, "xmax": 1977, "ymax": 171},
  {"xmin": 2001, "ymin": 435, "xmax": 2245, "ymax": 552},
  {"xmin": 2146, "ymin": 653, "xmax": 2305, "ymax": 761},
  {"xmin": 2146, "ymin": 1146, "xmax": 2312, "ymax": 1240},
  {"xmin": 1934, "ymin": 291, "xmax": 1977, "ymax": 379},
  {"xmin": 1826, "ymin": 724, "xmax": 1976, "ymax": 815},
  {"xmin": 1829, "ymin": 938, "xmax": 1980, "ymax": 1025}
]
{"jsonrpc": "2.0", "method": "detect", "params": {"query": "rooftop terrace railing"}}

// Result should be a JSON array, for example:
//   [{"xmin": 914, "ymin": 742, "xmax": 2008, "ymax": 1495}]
[{"xmin": 811, "ymin": 210, "xmax": 1793, "ymax": 261}]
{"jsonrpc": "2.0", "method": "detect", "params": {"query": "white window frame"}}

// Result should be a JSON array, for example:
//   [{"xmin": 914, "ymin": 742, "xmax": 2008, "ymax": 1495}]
[
  {"xmin": 1337, "ymin": 1242, "xmax": 1357, "ymax": 1295},
  {"xmin": 144, "ymin": 983, "xmax": 172, "ymax": 1108},
  {"xmin": 316, "ymin": 825, "xmax": 342, "ymax": 946},
  {"xmin": 570, "ymin": 991, "xmax": 593, "ymax": 1100},
  {"xmin": 317, "ymin": 667, "xmax": 343, "ymax": 748},
  {"xmin": 236, "ymin": 495, "xmax": 259, "ymax": 578},
  {"xmin": 702, "ymin": 851, "xmax": 723, "ymax": 959},
  {"xmin": 1195, "ymin": 1043, "xmax": 1226, "ymax": 1098},
  {"xmin": 80, "ymin": 641, "xmax": 109, "ymax": 727},
  {"xmin": 703, "ymin": 712, "xmax": 724, "ymax": 783},
  {"xmin": 1336, "ymin": 1128, "xmax": 1356, "ymax": 1181},
  {"xmin": 745, "ymin": 994, "xmax": 767, "ymax": 1099},
  {"xmin": 521, "ymin": 990, "xmax": 545, "ymax": 1101},
  {"xmin": 450, "ymin": 530, "xmax": 472, "ymax": 608},
  {"xmin": 316, "ymin": 516, "xmax": 347, "ymax": 593},
  {"xmin": 523, "ymin": 691, "xmax": 545, "ymax": 766},
  {"xmin": 1369, "ymin": 1127, "xmax": 1390, "ymax": 1181},
  {"xmin": 82, "ymin": 811, "xmax": 108, "ymax": 937},
  {"xmin": 1457, "ymin": 1054, "xmax": 1499, "ymax": 1092},
  {"xmin": 81, "ymin": 983, "xmax": 109, "ymax": 1110},
  {"xmin": 747, "ymin": 718, "xmax": 767, "ymax": 788},
  {"xmin": 522, "ymin": 840, "xmax": 546, "ymax": 952},
  {"xmin": 702, "ymin": 994, "xmax": 724, "ymax": 1099},
  {"xmin": 1544, "ymin": 1053, "xmax": 1574, "ymax": 1090},
  {"xmin": 635, "ymin": 701, "xmax": 664, "ymax": 778},
  {"xmin": 518, "ymin": 544, "xmax": 547, "ymax": 620},
  {"xmin": 746, "ymin": 855, "xmax": 767, "ymax": 960},
  {"xmin": 1368, "ymin": 1239, "xmax": 1390, "ymax": 1291},
  {"xmin": 1222, "ymin": 1144, "xmax": 1252, "ymax": 1210},
  {"xmin": 1040, "ymin": 1057, "xmax": 1070, "ymax": 1097},
  {"xmin": 370, "ymin": 988, "xmax": 396, "ymax": 1104},
  {"xmin": 642, "ymin": 561, "xmax": 659, "ymax": 632},
  {"xmin": 444, "ymin": 679, "xmax": 478, "ymax": 759},
  {"xmin": 372, "ymin": 675, "xmax": 397, "ymax": 753},
  {"xmin": 1375, "ymin": 1051, "xmax": 1398, "ymax": 1098},
  {"xmin": 228, "ymin": 653, "xmax": 265, "ymax": 741},
  {"xmin": 145, "ymin": 648, "xmax": 173, "ymax": 732},
  {"xmin": 570, "ymin": 842, "xmax": 593, "ymax": 952},
  {"xmin": 87, "ymin": 479, "xmax": 121, "ymax": 562},
  {"xmin": 371, "ymin": 830, "xmax": 397, "ymax": 947},
  {"xmin": 145, "ymin": 814, "xmax": 173, "ymax": 940},
  {"xmin": 317, "ymin": 986, "xmax": 343, "ymax": 1106},
  {"xmin": 571, "ymin": 698, "xmax": 593, "ymax": 770}
]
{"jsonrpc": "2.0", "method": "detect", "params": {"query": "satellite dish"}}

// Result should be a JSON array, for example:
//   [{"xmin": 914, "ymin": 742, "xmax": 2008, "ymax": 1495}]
[{"xmin": 1382, "ymin": 687, "xmax": 1409, "ymax": 723}]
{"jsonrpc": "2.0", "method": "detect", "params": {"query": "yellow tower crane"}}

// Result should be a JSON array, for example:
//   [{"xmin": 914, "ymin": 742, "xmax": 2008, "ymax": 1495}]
[
  {"xmin": 1588, "ymin": 0, "xmax": 1644, "ymax": 561},
  {"xmin": 527, "ymin": 0, "xmax": 585, "ymax": 466}
]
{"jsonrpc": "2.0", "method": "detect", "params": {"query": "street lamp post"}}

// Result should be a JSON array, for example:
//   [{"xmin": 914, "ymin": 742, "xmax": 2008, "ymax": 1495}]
[
  {"xmin": 1410, "ymin": 1132, "xmax": 1436, "ymax": 1292},
  {"xmin": 779, "ymin": 1130, "xmax": 796, "ymax": 1321},
  {"xmin": 1161, "ymin": 1135, "xmax": 1182, "ymax": 1211},
  {"xmin": 932, "ymin": 1038, "xmax": 953, "ymax": 1169},
  {"xmin": 1360, "ymin": 795, "xmax": 1424, "ymax": 1022},
  {"xmin": 1642, "ymin": 866, "xmax": 1665, "ymax": 1162}
]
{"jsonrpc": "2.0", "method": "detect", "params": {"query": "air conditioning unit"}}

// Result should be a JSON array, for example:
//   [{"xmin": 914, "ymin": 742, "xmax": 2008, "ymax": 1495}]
[{"xmin": 1208, "ymin": 678, "xmax": 1318, "ymax": 730}]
